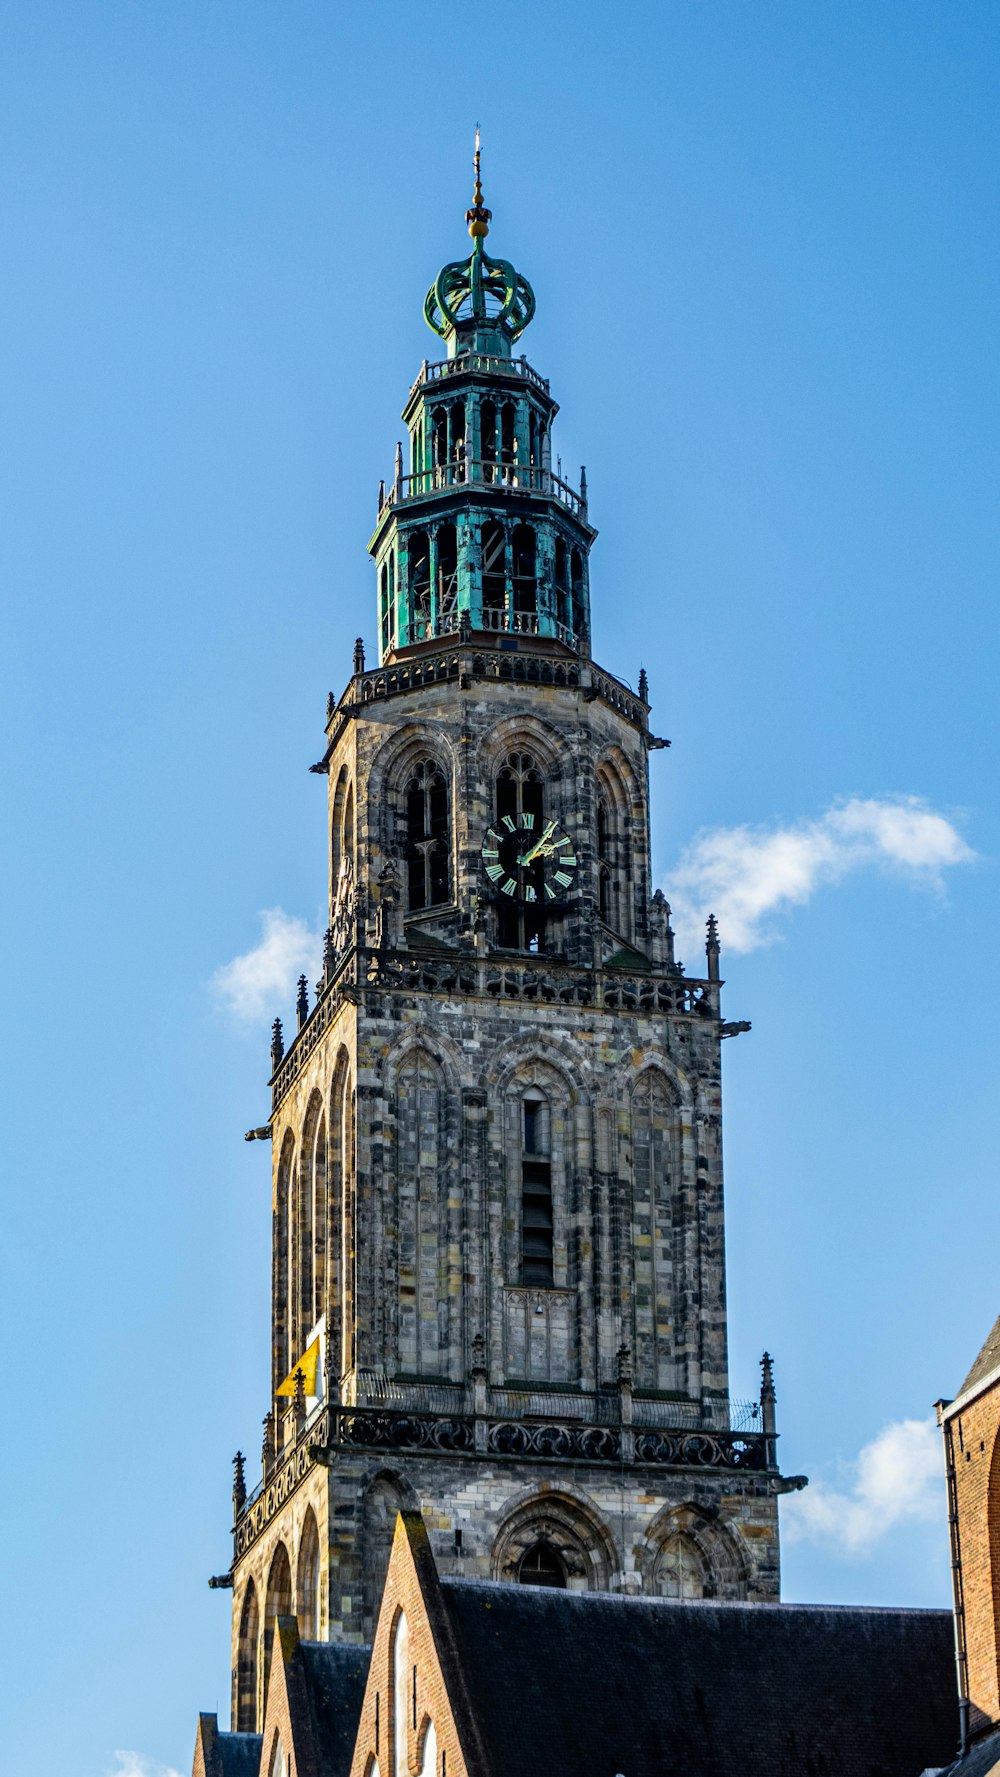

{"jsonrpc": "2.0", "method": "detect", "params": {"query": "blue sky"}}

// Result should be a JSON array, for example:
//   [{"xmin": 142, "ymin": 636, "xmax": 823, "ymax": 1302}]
[{"xmin": 2, "ymin": 4, "xmax": 997, "ymax": 1773}]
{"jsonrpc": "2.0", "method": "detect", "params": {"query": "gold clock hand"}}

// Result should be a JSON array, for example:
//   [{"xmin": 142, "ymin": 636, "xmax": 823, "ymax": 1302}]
[{"xmin": 519, "ymin": 819, "xmax": 557, "ymax": 864}]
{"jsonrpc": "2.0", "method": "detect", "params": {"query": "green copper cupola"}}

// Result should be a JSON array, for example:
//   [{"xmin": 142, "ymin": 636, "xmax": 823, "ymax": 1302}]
[{"xmin": 369, "ymin": 136, "xmax": 596, "ymax": 664}]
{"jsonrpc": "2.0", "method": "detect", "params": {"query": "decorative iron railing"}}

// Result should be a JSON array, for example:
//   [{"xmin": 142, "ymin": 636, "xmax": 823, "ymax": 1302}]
[
  {"xmin": 408, "ymin": 351, "xmax": 551, "ymax": 402},
  {"xmin": 231, "ymin": 1392, "xmax": 772, "ymax": 1564},
  {"xmin": 270, "ymin": 947, "xmax": 719, "ymax": 1111},
  {"xmin": 378, "ymin": 459, "xmax": 587, "ymax": 521}
]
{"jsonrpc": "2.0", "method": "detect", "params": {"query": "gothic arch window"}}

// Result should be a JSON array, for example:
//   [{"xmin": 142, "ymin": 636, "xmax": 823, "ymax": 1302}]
[
  {"xmin": 235, "ymin": 1580, "xmax": 259, "ymax": 1731},
  {"xmin": 518, "ymin": 1540, "xmax": 567, "ymax": 1588},
  {"xmin": 629, "ymin": 1073, "xmax": 677, "ymax": 1391},
  {"xmin": 495, "ymin": 751, "xmax": 545, "ymax": 950},
  {"xmin": 394, "ymin": 1049, "xmax": 451, "ymax": 1377},
  {"xmin": 311, "ymin": 1110, "xmax": 327, "ymax": 1333},
  {"xmin": 511, "ymin": 524, "xmax": 537, "ymax": 621},
  {"xmin": 436, "ymin": 522, "xmax": 458, "ymax": 632},
  {"xmin": 653, "ymin": 1533, "xmax": 707, "ymax": 1599},
  {"xmin": 408, "ymin": 531, "xmax": 430, "ymax": 640},
  {"xmin": 274, "ymin": 1132, "xmax": 295, "ymax": 1391},
  {"xmin": 268, "ymin": 1735, "xmax": 289, "ymax": 1777},
  {"xmin": 404, "ymin": 759, "xmax": 450, "ymax": 912},
  {"xmin": 493, "ymin": 1491, "xmax": 615, "ymax": 1592},
  {"xmin": 296, "ymin": 1093, "xmax": 324, "ymax": 1352},
  {"xmin": 297, "ymin": 1507, "xmax": 321, "ymax": 1639},
  {"xmin": 330, "ymin": 1050, "xmax": 353, "ymax": 1381},
  {"xmin": 521, "ymin": 1090, "xmax": 553, "ymax": 1288},
  {"xmin": 481, "ymin": 518, "xmax": 505, "ymax": 619},
  {"xmin": 263, "ymin": 1541, "xmax": 292, "ymax": 1700},
  {"xmin": 642, "ymin": 1505, "xmax": 749, "ymax": 1601}
]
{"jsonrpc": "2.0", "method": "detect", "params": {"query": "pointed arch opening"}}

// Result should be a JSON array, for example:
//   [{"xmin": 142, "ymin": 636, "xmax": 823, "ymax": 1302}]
[
  {"xmin": 404, "ymin": 759, "xmax": 450, "ymax": 912},
  {"xmin": 274, "ymin": 1131, "xmax": 295, "ymax": 1393},
  {"xmin": 495, "ymin": 751, "xmax": 545, "ymax": 951},
  {"xmin": 297, "ymin": 1506, "xmax": 322, "ymax": 1639},
  {"xmin": 330, "ymin": 1050, "xmax": 354, "ymax": 1382},
  {"xmin": 263, "ymin": 1541, "xmax": 292, "ymax": 1701},
  {"xmin": 652, "ymin": 1531, "xmax": 707, "ymax": 1599},
  {"xmin": 235, "ymin": 1579, "xmax": 259, "ymax": 1731}
]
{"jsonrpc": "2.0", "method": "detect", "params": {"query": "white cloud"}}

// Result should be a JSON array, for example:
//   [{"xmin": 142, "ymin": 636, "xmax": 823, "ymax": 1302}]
[
  {"xmin": 108, "ymin": 1754, "xmax": 184, "ymax": 1777},
  {"xmin": 782, "ymin": 1417, "xmax": 945, "ymax": 1555},
  {"xmin": 666, "ymin": 794, "xmax": 973, "ymax": 954},
  {"xmin": 212, "ymin": 907, "xmax": 322, "ymax": 1025}
]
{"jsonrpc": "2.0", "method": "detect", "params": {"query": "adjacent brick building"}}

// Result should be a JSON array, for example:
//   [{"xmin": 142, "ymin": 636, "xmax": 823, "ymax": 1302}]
[{"xmin": 938, "ymin": 1315, "xmax": 1000, "ymax": 1748}]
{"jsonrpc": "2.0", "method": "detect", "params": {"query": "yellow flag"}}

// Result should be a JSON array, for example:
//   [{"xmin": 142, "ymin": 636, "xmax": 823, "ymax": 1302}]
[{"xmin": 276, "ymin": 1336, "xmax": 321, "ymax": 1397}]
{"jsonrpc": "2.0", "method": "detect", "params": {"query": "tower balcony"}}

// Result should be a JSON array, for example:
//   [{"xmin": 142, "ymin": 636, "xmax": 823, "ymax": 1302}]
[
  {"xmin": 377, "ymin": 457, "xmax": 588, "ymax": 525},
  {"xmin": 407, "ymin": 349, "xmax": 552, "ymax": 405}
]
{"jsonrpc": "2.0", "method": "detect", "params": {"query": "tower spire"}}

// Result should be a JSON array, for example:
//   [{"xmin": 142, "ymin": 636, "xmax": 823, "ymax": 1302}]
[{"xmin": 466, "ymin": 125, "xmax": 491, "ymax": 239}]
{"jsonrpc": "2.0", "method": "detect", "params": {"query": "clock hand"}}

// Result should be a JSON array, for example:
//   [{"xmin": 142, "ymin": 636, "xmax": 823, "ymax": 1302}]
[{"xmin": 519, "ymin": 819, "xmax": 557, "ymax": 864}]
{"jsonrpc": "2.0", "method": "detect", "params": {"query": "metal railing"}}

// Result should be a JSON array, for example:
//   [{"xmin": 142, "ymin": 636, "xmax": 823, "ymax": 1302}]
[
  {"xmin": 408, "ymin": 352, "xmax": 551, "ymax": 402},
  {"xmin": 378, "ymin": 459, "xmax": 587, "ymax": 521}
]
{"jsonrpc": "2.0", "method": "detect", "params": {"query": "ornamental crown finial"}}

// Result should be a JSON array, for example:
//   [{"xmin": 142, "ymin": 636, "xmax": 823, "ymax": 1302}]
[{"xmin": 424, "ymin": 135, "xmax": 536, "ymax": 347}]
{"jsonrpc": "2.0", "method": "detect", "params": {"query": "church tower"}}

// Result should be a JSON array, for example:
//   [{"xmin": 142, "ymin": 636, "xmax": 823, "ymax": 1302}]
[{"xmin": 225, "ymin": 148, "xmax": 789, "ymax": 1734}]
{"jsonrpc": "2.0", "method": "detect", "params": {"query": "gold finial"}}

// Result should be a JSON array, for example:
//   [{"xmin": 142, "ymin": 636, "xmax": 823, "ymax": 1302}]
[{"xmin": 466, "ymin": 123, "xmax": 491, "ymax": 239}]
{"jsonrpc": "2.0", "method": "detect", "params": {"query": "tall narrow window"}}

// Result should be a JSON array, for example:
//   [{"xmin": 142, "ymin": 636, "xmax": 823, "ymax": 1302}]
[
  {"xmin": 597, "ymin": 786, "xmax": 615, "ymax": 927},
  {"xmin": 555, "ymin": 537, "xmax": 570, "ymax": 632},
  {"xmin": 381, "ymin": 561, "xmax": 391, "ymax": 656},
  {"xmin": 408, "ymin": 532, "xmax": 430, "ymax": 641},
  {"xmin": 297, "ymin": 1508, "xmax": 322, "ymax": 1639},
  {"xmin": 405, "ymin": 761, "xmax": 450, "ymax": 910},
  {"xmin": 450, "ymin": 399, "xmax": 466, "ymax": 478},
  {"xmin": 521, "ymin": 1091, "xmax": 553, "ymax": 1287},
  {"xmin": 496, "ymin": 752, "xmax": 545, "ymax": 950},
  {"xmin": 481, "ymin": 519, "xmax": 506, "ymax": 623},
  {"xmin": 436, "ymin": 523, "xmax": 458, "ymax": 632},
  {"xmin": 511, "ymin": 524, "xmax": 537, "ymax": 622},
  {"xmin": 500, "ymin": 400, "xmax": 516, "ymax": 475},
  {"xmin": 431, "ymin": 405, "xmax": 448, "ymax": 471},
  {"xmin": 571, "ymin": 547, "xmax": 586, "ymax": 641},
  {"xmin": 236, "ymin": 1581, "xmax": 260, "ymax": 1731},
  {"xmin": 480, "ymin": 397, "xmax": 497, "ymax": 482}
]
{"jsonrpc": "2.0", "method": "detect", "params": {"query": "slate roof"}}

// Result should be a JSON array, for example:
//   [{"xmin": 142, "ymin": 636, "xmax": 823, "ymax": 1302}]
[
  {"xmin": 201, "ymin": 1730, "xmax": 262, "ymax": 1777},
  {"xmin": 938, "ymin": 1731, "xmax": 1000, "ymax": 1777},
  {"xmin": 960, "ymin": 1314, "xmax": 1000, "ymax": 1398},
  {"xmin": 440, "ymin": 1579, "xmax": 958, "ymax": 1777},
  {"xmin": 297, "ymin": 1640, "xmax": 370, "ymax": 1776}
]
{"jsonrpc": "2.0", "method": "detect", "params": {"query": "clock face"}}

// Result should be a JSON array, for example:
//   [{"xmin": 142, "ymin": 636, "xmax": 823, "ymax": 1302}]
[{"xmin": 480, "ymin": 813, "xmax": 578, "ymax": 903}]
